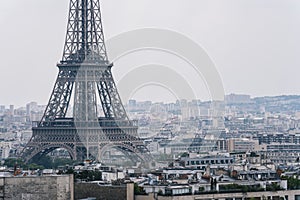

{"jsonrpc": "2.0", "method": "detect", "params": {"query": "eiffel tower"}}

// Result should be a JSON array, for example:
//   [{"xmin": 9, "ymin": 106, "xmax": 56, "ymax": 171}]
[{"xmin": 21, "ymin": 0, "xmax": 151, "ymax": 165}]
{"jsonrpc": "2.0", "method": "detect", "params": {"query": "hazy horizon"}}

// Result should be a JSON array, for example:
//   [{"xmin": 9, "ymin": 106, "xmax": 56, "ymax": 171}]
[{"xmin": 2, "ymin": 93, "xmax": 300, "ymax": 108}]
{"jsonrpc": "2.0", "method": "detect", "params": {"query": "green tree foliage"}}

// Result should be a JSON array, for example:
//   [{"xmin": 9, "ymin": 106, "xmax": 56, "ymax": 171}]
[
  {"xmin": 32, "ymin": 156, "xmax": 53, "ymax": 168},
  {"xmin": 266, "ymin": 182, "xmax": 281, "ymax": 191},
  {"xmin": 198, "ymin": 187, "xmax": 205, "ymax": 192},
  {"xmin": 134, "ymin": 183, "xmax": 146, "ymax": 195},
  {"xmin": 4, "ymin": 156, "xmax": 75, "ymax": 170},
  {"xmin": 4, "ymin": 158, "xmax": 44, "ymax": 170},
  {"xmin": 27, "ymin": 163, "xmax": 44, "ymax": 170},
  {"xmin": 281, "ymin": 176, "xmax": 300, "ymax": 190},
  {"xmin": 74, "ymin": 170, "xmax": 102, "ymax": 181},
  {"xmin": 4, "ymin": 158, "xmax": 25, "ymax": 168},
  {"xmin": 220, "ymin": 183, "xmax": 263, "ymax": 192}
]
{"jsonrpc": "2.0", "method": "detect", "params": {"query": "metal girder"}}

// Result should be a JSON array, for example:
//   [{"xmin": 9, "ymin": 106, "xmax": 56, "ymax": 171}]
[
  {"xmin": 40, "ymin": 69, "xmax": 77, "ymax": 124},
  {"xmin": 22, "ymin": 0, "xmax": 152, "ymax": 166},
  {"xmin": 21, "ymin": 126, "xmax": 151, "ymax": 164},
  {"xmin": 73, "ymin": 68, "xmax": 98, "ymax": 122},
  {"xmin": 62, "ymin": 0, "xmax": 108, "ymax": 64},
  {"xmin": 96, "ymin": 68, "xmax": 128, "ymax": 120},
  {"xmin": 102, "ymin": 69, "xmax": 129, "ymax": 120}
]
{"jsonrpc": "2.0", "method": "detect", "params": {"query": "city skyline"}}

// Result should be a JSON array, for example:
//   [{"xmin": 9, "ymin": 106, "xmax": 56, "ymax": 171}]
[
  {"xmin": 1, "ymin": 0, "xmax": 300, "ymax": 107},
  {"xmin": 1, "ymin": 1, "xmax": 300, "ymax": 198},
  {"xmin": 0, "ymin": 93, "xmax": 299, "ymax": 109}
]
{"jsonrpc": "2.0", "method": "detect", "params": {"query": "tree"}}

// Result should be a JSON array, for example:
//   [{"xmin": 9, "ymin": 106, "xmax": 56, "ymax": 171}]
[
  {"xmin": 27, "ymin": 163, "xmax": 44, "ymax": 170},
  {"xmin": 134, "ymin": 183, "xmax": 145, "ymax": 195},
  {"xmin": 4, "ymin": 158, "xmax": 25, "ymax": 168},
  {"xmin": 281, "ymin": 176, "xmax": 300, "ymax": 190},
  {"xmin": 75, "ymin": 170, "xmax": 102, "ymax": 181},
  {"xmin": 198, "ymin": 187, "xmax": 205, "ymax": 192}
]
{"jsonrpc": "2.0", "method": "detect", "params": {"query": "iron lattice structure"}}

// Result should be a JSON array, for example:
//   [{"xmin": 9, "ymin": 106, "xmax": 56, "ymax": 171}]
[{"xmin": 21, "ymin": 0, "xmax": 151, "ymax": 164}]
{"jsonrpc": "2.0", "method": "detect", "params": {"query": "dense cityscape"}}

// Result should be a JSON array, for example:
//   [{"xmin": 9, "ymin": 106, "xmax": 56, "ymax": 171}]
[
  {"xmin": 1, "ymin": 0, "xmax": 299, "ymax": 199},
  {"xmin": 1, "ymin": 94, "xmax": 300, "ymax": 199}
]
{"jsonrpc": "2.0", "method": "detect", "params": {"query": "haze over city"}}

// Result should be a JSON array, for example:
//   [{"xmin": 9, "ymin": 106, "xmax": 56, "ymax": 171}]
[
  {"xmin": 1, "ymin": 0, "xmax": 300, "ymax": 107},
  {"xmin": 2, "ymin": 1, "xmax": 300, "ymax": 199}
]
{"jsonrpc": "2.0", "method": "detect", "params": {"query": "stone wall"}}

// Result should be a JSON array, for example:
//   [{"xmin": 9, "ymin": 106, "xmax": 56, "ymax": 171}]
[
  {"xmin": 74, "ymin": 183, "xmax": 133, "ymax": 200},
  {"xmin": 126, "ymin": 183, "xmax": 134, "ymax": 200},
  {"xmin": 0, "ymin": 175, "xmax": 73, "ymax": 200}
]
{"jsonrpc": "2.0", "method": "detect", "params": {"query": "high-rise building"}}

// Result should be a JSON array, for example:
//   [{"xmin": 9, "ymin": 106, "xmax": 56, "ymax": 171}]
[
  {"xmin": 9, "ymin": 105, "xmax": 14, "ymax": 116},
  {"xmin": 225, "ymin": 94, "xmax": 251, "ymax": 104}
]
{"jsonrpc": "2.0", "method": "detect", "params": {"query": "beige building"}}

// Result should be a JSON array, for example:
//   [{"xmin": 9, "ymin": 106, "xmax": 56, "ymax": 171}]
[
  {"xmin": 136, "ymin": 190, "xmax": 300, "ymax": 200},
  {"xmin": 227, "ymin": 138, "xmax": 260, "ymax": 152}
]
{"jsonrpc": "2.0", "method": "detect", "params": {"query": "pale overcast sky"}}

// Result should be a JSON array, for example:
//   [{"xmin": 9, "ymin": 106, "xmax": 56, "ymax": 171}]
[{"xmin": 0, "ymin": 0, "xmax": 300, "ymax": 106}]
